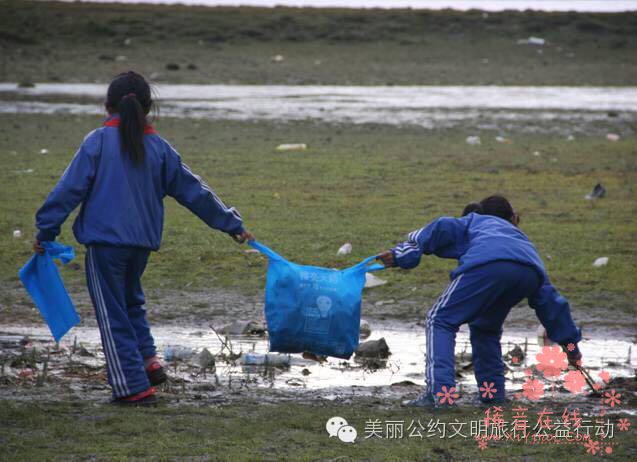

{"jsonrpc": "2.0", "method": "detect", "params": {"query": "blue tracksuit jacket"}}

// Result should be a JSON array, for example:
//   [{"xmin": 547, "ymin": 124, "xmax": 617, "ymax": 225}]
[
  {"xmin": 35, "ymin": 116, "xmax": 244, "ymax": 249},
  {"xmin": 392, "ymin": 213, "xmax": 581, "ymax": 347}
]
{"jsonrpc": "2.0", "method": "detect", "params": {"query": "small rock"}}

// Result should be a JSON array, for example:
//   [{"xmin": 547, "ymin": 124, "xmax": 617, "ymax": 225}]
[
  {"xmin": 39, "ymin": 148, "xmax": 49, "ymax": 155},
  {"xmin": 355, "ymin": 337, "xmax": 390, "ymax": 359},
  {"xmin": 13, "ymin": 229, "xmax": 21, "ymax": 239},
  {"xmin": 606, "ymin": 133, "xmax": 620, "ymax": 142},
  {"xmin": 337, "ymin": 243, "xmax": 352, "ymax": 255},
  {"xmin": 78, "ymin": 346, "xmax": 95, "ymax": 357},
  {"xmin": 465, "ymin": 136, "xmax": 481, "ymax": 146},
  {"xmin": 365, "ymin": 273, "xmax": 387, "ymax": 289},
  {"xmin": 533, "ymin": 151, "xmax": 541, "ymax": 157},
  {"xmin": 301, "ymin": 368, "xmax": 311, "ymax": 376},
  {"xmin": 165, "ymin": 63, "xmax": 180, "ymax": 71},
  {"xmin": 593, "ymin": 257, "xmax": 609, "ymax": 267},
  {"xmin": 115, "ymin": 55, "xmax": 127, "ymax": 62},
  {"xmin": 187, "ymin": 63, "xmax": 198, "ymax": 70},
  {"xmin": 271, "ymin": 54, "xmax": 285, "ymax": 63},
  {"xmin": 198, "ymin": 348, "xmax": 215, "ymax": 369},
  {"xmin": 585, "ymin": 182, "xmax": 606, "ymax": 200},
  {"xmin": 219, "ymin": 320, "xmax": 266, "ymax": 336},
  {"xmin": 124, "ymin": 38, "xmax": 132, "ymax": 46},
  {"xmin": 567, "ymin": 135, "xmax": 575, "ymax": 141},
  {"xmin": 495, "ymin": 136, "xmax": 511, "ymax": 144},
  {"xmin": 359, "ymin": 320, "xmax": 371, "ymax": 339},
  {"xmin": 506, "ymin": 345, "xmax": 525, "ymax": 365}
]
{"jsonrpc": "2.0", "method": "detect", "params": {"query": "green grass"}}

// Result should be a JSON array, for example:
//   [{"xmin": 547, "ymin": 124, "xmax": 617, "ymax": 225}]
[
  {"xmin": 0, "ymin": 400, "xmax": 634, "ymax": 460},
  {"xmin": 1, "ymin": 0, "xmax": 636, "ymax": 85},
  {"xmin": 0, "ymin": 114, "xmax": 635, "ymax": 318}
]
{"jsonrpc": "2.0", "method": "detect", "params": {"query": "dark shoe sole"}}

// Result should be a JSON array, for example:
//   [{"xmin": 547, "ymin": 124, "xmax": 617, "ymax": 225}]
[{"xmin": 147, "ymin": 367, "xmax": 168, "ymax": 386}]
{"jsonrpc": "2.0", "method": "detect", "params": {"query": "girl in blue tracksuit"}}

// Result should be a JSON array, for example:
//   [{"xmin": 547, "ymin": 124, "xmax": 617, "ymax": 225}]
[
  {"xmin": 377, "ymin": 195, "xmax": 581, "ymax": 406},
  {"xmin": 33, "ymin": 71, "xmax": 253, "ymax": 405}
]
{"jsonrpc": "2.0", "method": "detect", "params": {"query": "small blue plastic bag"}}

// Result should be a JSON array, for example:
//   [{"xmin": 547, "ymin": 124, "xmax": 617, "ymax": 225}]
[
  {"xmin": 19, "ymin": 242, "xmax": 80, "ymax": 342},
  {"xmin": 250, "ymin": 241, "xmax": 384, "ymax": 359}
]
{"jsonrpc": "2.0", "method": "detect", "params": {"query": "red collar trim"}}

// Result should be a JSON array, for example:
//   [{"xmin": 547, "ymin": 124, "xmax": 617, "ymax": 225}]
[{"xmin": 103, "ymin": 118, "xmax": 157, "ymax": 135}]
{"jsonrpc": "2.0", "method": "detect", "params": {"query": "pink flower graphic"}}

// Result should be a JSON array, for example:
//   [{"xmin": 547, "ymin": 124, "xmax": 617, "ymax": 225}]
[
  {"xmin": 563, "ymin": 370, "xmax": 586, "ymax": 394},
  {"xmin": 584, "ymin": 438, "xmax": 600, "ymax": 455},
  {"xmin": 535, "ymin": 346, "xmax": 568, "ymax": 377},
  {"xmin": 477, "ymin": 438, "xmax": 487, "ymax": 450},
  {"xmin": 604, "ymin": 389, "xmax": 621, "ymax": 408},
  {"xmin": 436, "ymin": 385, "xmax": 459, "ymax": 405},
  {"xmin": 567, "ymin": 343, "xmax": 576, "ymax": 352},
  {"xmin": 522, "ymin": 378, "xmax": 544, "ymax": 401},
  {"xmin": 617, "ymin": 418, "xmax": 630, "ymax": 431},
  {"xmin": 598, "ymin": 370, "xmax": 611, "ymax": 383},
  {"xmin": 605, "ymin": 446, "xmax": 613, "ymax": 455},
  {"xmin": 480, "ymin": 381, "xmax": 497, "ymax": 399}
]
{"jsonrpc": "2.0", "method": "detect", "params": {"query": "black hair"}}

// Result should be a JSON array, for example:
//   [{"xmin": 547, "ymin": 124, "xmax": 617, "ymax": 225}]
[
  {"xmin": 105, "ymin": 71, "xmax": 153, "ymax": 163},
  {"xmin": 462, "ymin": 195, "xmax": 515, "ymax": 222}
]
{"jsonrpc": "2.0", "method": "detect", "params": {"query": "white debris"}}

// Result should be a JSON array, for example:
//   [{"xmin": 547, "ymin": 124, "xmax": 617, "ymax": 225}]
[
  {"xmin": 495, "ymin": 136, "xmax": 511, "ymax": 144},
  {"xmin": 271, "ymin": 54, "xmax": 285, "ymax": 63},
  {"xmin": 276, "ymin": 143, "xmax": 307, "ymax": 151},
  {"xmin": 39, "ymin": 148, "xmax": 49, "ymax": 155},
  {"xmin": 606, "ymin": 133, "xmax": 620, "ymax": 142},
  {"xmin": 115, "ymin": 55, "xmax": 127, "ymax": 62},
  {"xmin": 533, "ymin": 151, "xmax": 541, "ymax": 157},
  {"xmin": 465, "ymin": 136, "xmax": 481, "ymax": 146},
  {"xmin": 593, "ymin": 257, "xmax": 609, "ymax": 267},
  {"xmin": 567, "ymin": 135, "xmax": 575, "ymax": 141},
  {"xmin": 13, "ymin": 230, "xmax": 22, "ymax": 239},
  {"xmin": 242, "ymin": 352, "xmax": 290, "ymax": 366},
  {"xmin": 124, "ymin": 38, "xmax": 132, "ymax": 46},
  {"xmin": 517, "ymin": 36, "xmax": 545, "ymax": 46},
  {"xmin": 365, "ymin": 273, "xmax": 387, "ymax": 288},
  {"xmin": 244, "ymin": 248, "xmax": 260, "ymax": 254},
  {"xmin": 337, "ymin": 243, "xmax": 352, "ymax": 255}
]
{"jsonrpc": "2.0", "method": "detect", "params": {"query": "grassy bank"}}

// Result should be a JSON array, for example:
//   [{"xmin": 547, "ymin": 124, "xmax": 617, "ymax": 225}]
[
  {"xmin": 0, "ymin": 114, "xmax": 635, "ymax": 320},
  {"xmin": 0, "ymin": 399, "xmax": 634, "ymax": 460},
  {"xmin": 1, "ymin": 1, "xmax": 637, "ymax": 85}
]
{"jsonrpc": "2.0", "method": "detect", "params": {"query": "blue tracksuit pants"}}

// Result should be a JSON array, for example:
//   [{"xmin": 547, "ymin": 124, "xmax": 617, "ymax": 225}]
[
  {"xmin": 424, "ymin": 260, "xmax": 541, "ymax": 403},
  {"xmin": 85, "ymin": 245, "xmax": 156, "ymax": 398}
]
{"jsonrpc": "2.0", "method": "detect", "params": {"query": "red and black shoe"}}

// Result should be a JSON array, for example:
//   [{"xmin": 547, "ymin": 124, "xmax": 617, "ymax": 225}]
[
  {"xmin": 146, "ymin": 361, "xmax": 168, "ymax": 386},
  {"xmin": 112, "ymin": 387, "xmax": 158, "ymax": 407}
]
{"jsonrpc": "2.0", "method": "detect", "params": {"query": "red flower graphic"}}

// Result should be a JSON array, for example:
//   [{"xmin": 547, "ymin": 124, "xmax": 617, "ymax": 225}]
[
  {"xmin": 567, "ymin": 343, "xmax": 576, "ymax": 352},
  {"xmin": 563, "ymin": 370, "xmax": 586, "ymax": 394},
  {"xmin": 598, "ymin": 370, "xmax": 611, "ymax": 383},
  {"xmin": 617, "ymin": 418, "xmax": 630, "ymax": 431},
  {"xmin": 584, "ymin": 438, "xmax": 600, "ymax": 455},
  {"xmin": 522, "ymin": 378, "xmax": 544, "ymax": 401},
  {"xmin": 480, "ymin": 381, "xmax": 497, "ymax": 400},
  {"xmin": 436, "ymin": 385, "xmax": 459, "ymax": 405},
  {"xmin": 604, "ymin": 389, "xmax": 622, "ymax": 408},
  {"xmin": 535, "ymin": 345, "xmax": 567, "ymax": 377},
  {"xmin": 477, "ymin": 438, "xmax": 487, "ymax": 450}
]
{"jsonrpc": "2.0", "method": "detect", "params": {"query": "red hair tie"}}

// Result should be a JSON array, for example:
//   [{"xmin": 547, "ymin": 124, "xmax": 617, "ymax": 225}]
[{"xmin": 123, "ymin": 92, "xmax": 136, "ymax": 99}]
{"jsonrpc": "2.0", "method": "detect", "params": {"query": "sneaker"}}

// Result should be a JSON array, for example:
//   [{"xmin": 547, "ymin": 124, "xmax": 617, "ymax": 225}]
[
  {"xmin": 112, "ymin": 387, "xmax": 158, "ymax": 407},
  {"xmin": 402, "ymin": 393, "xmax": 437, "ymax": 408},
  {"xmin": 146, "ymin": 361, "xmax": 168, "ymax": 386}
]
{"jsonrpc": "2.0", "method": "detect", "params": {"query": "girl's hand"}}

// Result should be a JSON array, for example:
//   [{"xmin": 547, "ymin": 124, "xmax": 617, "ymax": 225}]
[
  {"xmin": 33, "ymin": 239, "xmax": 45, "ymax": 255},
  {"xmin": 232, "ymin": 230, "xmax": 254, "ymax": 244},
  {"xmin": 377, "ymin": 250, "xmax": 395, "ymax": 268}
]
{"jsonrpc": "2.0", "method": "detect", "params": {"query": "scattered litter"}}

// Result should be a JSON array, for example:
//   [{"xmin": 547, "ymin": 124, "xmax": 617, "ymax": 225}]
[
  {"xmin": 115, "ymin": 55, "xmax": 127, "ymax": 62},
  {"xmin": 165, "ymin": 63, "xmax": 180, "ymax": 71},
  {"xmin": 606, "ymin": 133, "xmax": 620, "ymax": 142},
  {"xmin": 16, "ymin": 169, "xmax": 34, "ymax": 174},
  {"xmin": 567, "ymin": 134, "xmax": 575, "ymax": 141},
  {"xmin": 355, "ymin": 337, "xmax": 390, "ymax": 359},
  {"xmin": 13, "ymin": 229, "xmax": 22, "ymax": 239},
  {"xmin": 517, "ymin": 36, "xmax": 545, "ymax": 46},
  {"xmin": 244, "ymin": 248, "xmax": 260, "ymax": 254},
  {"xmin": 593, "ymin": 257, "xmax": 609, "ymax": 267},
  {"xmin": 163, "ymin": 345, "xmax": 195, "ymax": 362},
  {"xmin": 533, "ymin": 151, "xmax": 541, "ymax": 157},
  {"xmin": 465, "ymin": 136, "xmax": 481, "ymax": 146},
  {"xmin": 276, "ymin": 143, "xmax": 307, "ymax": 151},
  {"xmin": 124, "ymin": 38, "xmax": 132, "ymax": 46},
  {"xmin": 198, "ymin": 348, "xmax": 215, "ymax": 369},
  {"xmin": 374, "ymin": 299, "xmax": 395, "ymax": 306},
  {"xmin": 359, "ymin": 320, "xmax": 371, "ymax": 339},
  {"xmin": 364, "ymin": 273, "xmax": 387, "ymax": 288},
  {"xmin": 495, "ymin": 136, "xmax": 512, "ymax": 144},
  {"xmin": 337, "ymin": 243, "xmax": 352, "ymax": 255},
  {"xmin": 219, "ymin": 320, "xmax": 266, "ymax": 336},
  {"xmin": 242, "ymin": 352, "xmax": 290, "ymax": 367},
  {"xmin": 271, "ymin": 54, "xmax": 285, "ymax": 63},
  {"xmin": 585, "ymin": 182, "xmax": 606, "ymax": 200},
  {"xmin": 39, "ymin": 148, "xmax": 49, "ymax": 155}
]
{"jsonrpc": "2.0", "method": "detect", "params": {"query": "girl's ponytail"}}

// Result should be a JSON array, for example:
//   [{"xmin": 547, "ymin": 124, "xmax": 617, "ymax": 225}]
[
  {"xmin": 118, "ymin": 93, "xmax": 146, "ymax": 163},
  {"xmin": 105, "ymin": 71, "xmax": 154, "ymax": 165}
]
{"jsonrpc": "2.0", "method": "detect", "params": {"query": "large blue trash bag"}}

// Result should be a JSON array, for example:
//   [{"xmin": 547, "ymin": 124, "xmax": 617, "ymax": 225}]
[
  {"xmin": 19, "ymin": 242, "xmax": 80, "ymax": 342},
  {"xmin": 249, "ymin": 241, "xmax": 385, "ymax": 359}
]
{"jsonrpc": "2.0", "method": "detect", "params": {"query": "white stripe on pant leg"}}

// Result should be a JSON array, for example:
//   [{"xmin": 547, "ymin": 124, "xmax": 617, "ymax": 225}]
[
  {"xmin": 427, "ymin": 275, "xmax": 463, "ymax": 397},
  {"xmin": 88, "ymin": 247, "xmax": 126, "ymax": 397},
  {"xmin": 88, "ymin": 247, "xmax": 130, "ymax": 396},
  {"xmin": 87, "ymin": 247, "xmax": 123, "ymax": 396},
  {"xmin": 425, "ymin": 282, "xmax": 451, "ymax": 394}
]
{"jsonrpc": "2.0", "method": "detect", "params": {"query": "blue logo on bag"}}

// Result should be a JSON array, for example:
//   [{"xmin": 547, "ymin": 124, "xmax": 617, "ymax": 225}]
[{"xmin": 250, "ymin": 241, "xmax": 384, "ymax": 359}]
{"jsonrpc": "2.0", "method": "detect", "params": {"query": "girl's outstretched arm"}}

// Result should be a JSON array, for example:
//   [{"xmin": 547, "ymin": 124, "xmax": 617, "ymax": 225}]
[{"xmin": 35, "ymin": 131, "xmax": 100, "ymax": 242}]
